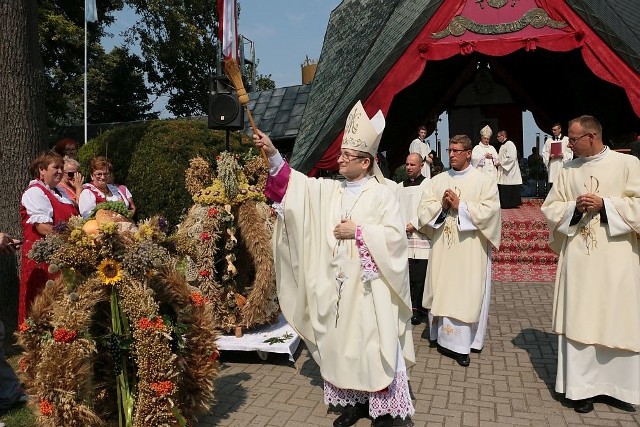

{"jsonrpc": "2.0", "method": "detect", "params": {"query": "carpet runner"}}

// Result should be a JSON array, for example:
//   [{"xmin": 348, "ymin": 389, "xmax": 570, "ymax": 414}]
[{"xmin": 491, "ymin": 198, "xmax": 558, "ymax": 283}]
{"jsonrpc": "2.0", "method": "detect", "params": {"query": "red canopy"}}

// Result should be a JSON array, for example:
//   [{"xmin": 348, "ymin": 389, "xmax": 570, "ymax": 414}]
[{"xmin": 311, "ymin": 0, "xmax": 640, "ymax": 175}]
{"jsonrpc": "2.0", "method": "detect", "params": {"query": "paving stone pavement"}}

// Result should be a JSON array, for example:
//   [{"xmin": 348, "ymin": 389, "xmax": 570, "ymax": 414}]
[{"xmin": 197, "ymin": 282, "xmax": 639, "ymax": 427}]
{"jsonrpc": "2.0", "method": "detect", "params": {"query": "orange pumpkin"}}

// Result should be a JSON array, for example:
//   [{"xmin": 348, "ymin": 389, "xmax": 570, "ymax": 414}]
[{"xmin": 82, "ymin": 219, "xmax": 100, "ymax": 236}]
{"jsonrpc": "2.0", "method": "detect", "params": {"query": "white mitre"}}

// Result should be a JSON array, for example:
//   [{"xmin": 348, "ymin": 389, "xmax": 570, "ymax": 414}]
[
  {"xmin": 480, "ymin": 125, "xmax": 493, "ymax": 138},
  {"xmin": 341, "ymin": 100, "xmax": 387, "ymax": 184}
]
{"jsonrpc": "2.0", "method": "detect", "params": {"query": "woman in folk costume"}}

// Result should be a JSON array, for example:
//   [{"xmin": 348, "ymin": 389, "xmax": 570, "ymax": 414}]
[
  {"xmin": 254, "ymin": 101, "xmax": 415, "ymax": 427},
  {"xmin": 19, "ymin": 151, "xmax": 79, "ymax": 324},
  {"xmin": 471, "ymin": 125, "xmax": 499, "ymax": 179},
  {"xmin": 78, "ymin": 156, "xmax": 134, "ymax": 218}
]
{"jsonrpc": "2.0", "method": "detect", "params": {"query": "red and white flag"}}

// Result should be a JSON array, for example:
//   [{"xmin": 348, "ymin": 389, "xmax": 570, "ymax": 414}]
[{"xmin": 218, "ymin": 0, "xmax": 238, "ymax": 61}]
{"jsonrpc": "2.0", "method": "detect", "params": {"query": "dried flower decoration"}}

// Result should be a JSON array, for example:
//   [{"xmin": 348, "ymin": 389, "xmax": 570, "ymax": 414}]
[
  {"xmin": 53, "ymin": 328, "xmax": 77, "ymax": 343},
  {"xmin": 39, "ymin": 399, "xmax": 54, "ymax": 416},
  {"xmin": 18, "ymin": 321, "xmax": 30, "ymax": 333},
  {"xmin": 137, "ymin": 317, "xmax": 166, "ymax": 331},
  {"xmin": 98, "ymin": 259, "xmax": 123, "ymax": 285},
  {"xmin": 150, "ymin": 380, "xmax": 174, "ymax": 396},
  {"xmin": 191, "ymin": 292, "xmax": 209, "ymax": 307}
]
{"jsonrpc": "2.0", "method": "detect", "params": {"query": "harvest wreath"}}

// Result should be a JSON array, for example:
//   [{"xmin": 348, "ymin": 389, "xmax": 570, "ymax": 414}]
[
  {"xmin": 17, "ymin": 212, "xmax": 219, "ymax": 426},
  {"xmin": 175, "ymin": 151, "xmax": 279, "ymax": 333}
]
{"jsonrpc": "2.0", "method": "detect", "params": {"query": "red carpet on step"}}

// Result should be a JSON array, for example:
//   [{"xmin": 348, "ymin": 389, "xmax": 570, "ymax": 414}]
[{"xmin": 491, "ymin": 198, "xmax": 557, "ymax": 283}]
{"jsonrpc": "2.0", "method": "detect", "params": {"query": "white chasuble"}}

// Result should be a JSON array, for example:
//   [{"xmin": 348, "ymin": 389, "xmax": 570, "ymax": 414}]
[
  {"xmin": 417, "ymin": 166, "xmax": 501, "ymax": 325},
  {"xmin": 471, "ymin": 144, "xmax": 499, "ymax": 180},
  {"xmin": 541, "ymin": 149, "xmax": 640, "ymax": 353},
  {"xmin": 272, "ymin": 170, "xmax": 415, "ymax": 392}
]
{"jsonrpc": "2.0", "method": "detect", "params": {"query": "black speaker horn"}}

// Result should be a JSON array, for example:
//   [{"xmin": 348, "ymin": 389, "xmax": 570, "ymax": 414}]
[{"xmin": 208, "ymin": 76, "xmax": 244, "ymax": 130}]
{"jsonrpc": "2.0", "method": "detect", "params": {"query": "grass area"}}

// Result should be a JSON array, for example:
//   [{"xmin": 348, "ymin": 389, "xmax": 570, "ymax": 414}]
[
  {"xmin": 0, "ymin": 404, "xmax": 36, "ymax": 427},
  {"xmin": 0, "ymin": 354, "xmax": 36, "ymax": 427}
]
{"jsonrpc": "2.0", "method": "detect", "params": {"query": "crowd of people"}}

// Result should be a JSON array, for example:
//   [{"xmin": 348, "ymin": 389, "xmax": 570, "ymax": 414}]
[
  {"xmin": 0, "ymin": 143, "xmax": 138, "ymax": 415},
  {"xmin": 254, "ymin": 106, "xmax": 639, "ymax": 426},
  {"xmin": 17, "ymin": 148, "xmax": 136, "ymax": 326},
  {"xmin": 1, "ymin": 111, "xmax": 638, "ymax": 424}
]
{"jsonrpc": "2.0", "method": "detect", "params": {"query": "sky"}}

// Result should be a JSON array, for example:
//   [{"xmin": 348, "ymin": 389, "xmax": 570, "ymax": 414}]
[{"xmin": 103, "ymin": 1, "xmax": 545, "ymax": 166}]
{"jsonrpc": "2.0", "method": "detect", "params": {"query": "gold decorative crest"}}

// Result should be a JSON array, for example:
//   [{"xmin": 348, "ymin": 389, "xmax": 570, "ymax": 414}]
[{"xmin": 432, "ymin": 8, "xmax": 567, "ymax": 39}]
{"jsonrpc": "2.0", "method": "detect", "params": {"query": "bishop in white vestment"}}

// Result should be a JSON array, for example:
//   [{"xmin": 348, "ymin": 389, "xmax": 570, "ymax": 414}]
[
  {"xmin": 471, "ymin": 125, "xmax": 499, "ymax": 180},
  {"xmin": 255, "ymin": 101, "xmax": 415, "ymax": 427}
]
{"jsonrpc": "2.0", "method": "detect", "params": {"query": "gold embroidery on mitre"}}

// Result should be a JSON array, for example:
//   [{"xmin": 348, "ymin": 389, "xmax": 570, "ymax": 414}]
[{"xmin": 340, "ymin": 101, "xmax": 384, "ymax": 157}]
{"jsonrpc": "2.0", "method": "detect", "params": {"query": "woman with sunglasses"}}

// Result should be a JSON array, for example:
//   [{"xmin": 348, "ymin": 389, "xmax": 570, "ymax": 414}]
[
  {"xmin": 58, "ymin": 156, "xmax": 84, "ymax": 205},
  {"xmin": 78, "ymin": 156, "xmax": 134, "ymax": 218},
  {"xmin": 19, "ymin": 151, "xmax": 79, "ymax": 324}
]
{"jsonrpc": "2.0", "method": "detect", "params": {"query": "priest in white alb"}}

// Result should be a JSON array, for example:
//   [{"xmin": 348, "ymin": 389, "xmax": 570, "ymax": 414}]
[
  {"xmin": 541, "ymin": 115, "xmax": 640, "ymax": 414},
  {"xmin": 253, "ymin": 101, "xmax": 415, "ymax": 427},
  {"xmin": 418, "ymin": 134, "xmax": 501, "ymax": 367}
]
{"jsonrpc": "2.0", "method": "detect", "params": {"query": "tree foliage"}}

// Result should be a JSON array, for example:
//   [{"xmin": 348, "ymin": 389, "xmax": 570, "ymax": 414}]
[
  {"xmin": 88, "ymin": 46, "xmax": 159, "ymax": 123},
  {"xmin": 38, "ymin": 0, "xmax": 121, "ymax": 129},
  {"xmin": 255, "ymin": 73, "xmax": 276, "ymax": 91},
  {"xmin": 124, "ymin": 0, "xmax": 219, "ymax": 117},
  {"xmin": 38, "ymin": 0, "xmax": 158, "ymax": 133}
]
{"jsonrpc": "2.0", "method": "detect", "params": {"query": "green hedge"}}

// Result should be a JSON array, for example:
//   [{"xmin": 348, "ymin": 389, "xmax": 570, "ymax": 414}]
[{"xmin": 78, "ymin": 119, "xmax": 253, "ymax": 228}]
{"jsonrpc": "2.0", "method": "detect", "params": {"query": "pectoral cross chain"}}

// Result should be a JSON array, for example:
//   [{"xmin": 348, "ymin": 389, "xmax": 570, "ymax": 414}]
[{"xmin": 335, "ymin": 271, "xmax": 347, "ymax": 327}]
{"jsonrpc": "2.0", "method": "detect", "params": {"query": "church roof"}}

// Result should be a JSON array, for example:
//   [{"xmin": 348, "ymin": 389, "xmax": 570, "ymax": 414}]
[
  {"xmin": 289, "ymin": 0, "xmax": 640, "ymax": 173},
  {"xmin": 244, "ymin": 84, "xmax": 311, "ymax": 144}
]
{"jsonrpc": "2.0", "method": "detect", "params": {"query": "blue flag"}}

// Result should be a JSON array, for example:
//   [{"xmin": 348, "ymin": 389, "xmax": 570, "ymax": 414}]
[{"xmin": 86, "ymin": 0, "xmax": 98, "ymax": 22}]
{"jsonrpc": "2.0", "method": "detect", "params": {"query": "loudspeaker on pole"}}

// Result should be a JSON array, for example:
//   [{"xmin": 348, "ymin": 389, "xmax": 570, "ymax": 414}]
[{"xmin": 208, "ymin": 76, "xmax": 245, "ymax": 130}]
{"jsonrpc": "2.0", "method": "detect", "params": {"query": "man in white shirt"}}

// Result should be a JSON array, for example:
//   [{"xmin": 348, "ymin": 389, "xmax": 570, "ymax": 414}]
[
  {"xmin": 397, "ymin": 153, "xmax": 430, "ymax": 326},
  {"xmin": 496, "ymin": 130, "xmax": 523, "ymax": 208}
]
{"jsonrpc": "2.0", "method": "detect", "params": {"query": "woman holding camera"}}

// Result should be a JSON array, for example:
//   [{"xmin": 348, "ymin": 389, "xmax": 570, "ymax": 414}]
[{"xmin": 58, "ymin": 156, "xmax": 84, "ymax": 205}]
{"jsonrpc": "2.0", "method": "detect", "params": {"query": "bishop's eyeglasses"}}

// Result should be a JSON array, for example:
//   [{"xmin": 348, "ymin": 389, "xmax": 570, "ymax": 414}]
[{"xmin": 337, "ymin": 152, "xmax": 367, "ymax": 163}]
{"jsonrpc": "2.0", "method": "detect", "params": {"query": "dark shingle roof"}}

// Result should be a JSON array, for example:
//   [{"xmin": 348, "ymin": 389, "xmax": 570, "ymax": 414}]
[
  {"xmin": 570, "ymin": 0, "xmax": 640, "ymax": 73},
  {"xmin": 290, "ymin": 0, "xmax": 445, "ymax": 172},
  {"xmin": 243, "ymin": 84, "xmax": 311, "ymax": 142}
]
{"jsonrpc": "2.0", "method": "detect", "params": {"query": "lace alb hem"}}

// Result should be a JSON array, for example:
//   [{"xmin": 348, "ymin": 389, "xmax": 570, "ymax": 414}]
[{"xmin": 323, "ymin": 370, "xmax": 415, "ymax": 419}]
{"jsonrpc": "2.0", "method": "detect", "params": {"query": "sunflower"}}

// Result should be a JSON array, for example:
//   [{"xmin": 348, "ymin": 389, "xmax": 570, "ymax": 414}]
[{"xmin": 98, "ymin": 259, "xmax": 123, "ymax": 285}]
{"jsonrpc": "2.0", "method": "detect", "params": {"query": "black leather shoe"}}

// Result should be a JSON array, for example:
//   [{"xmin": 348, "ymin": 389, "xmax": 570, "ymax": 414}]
[
  {"xmin": 456, "ymin": 354, "xmax": 470, "ymax": 367},
  {"xmin": 573, "ymin": 398, "xmax": 594, "ymax": 413},
  {"xmin": 410, "ymin": 314, "xmax": 421, "ymax": 325},
  {"xmin": 333, "ymin": 402, "xmax": 369, "ymax": 427},
  {"xmin": 371, "ymin": 413, "xmax": 394, "ymax": 426}
]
